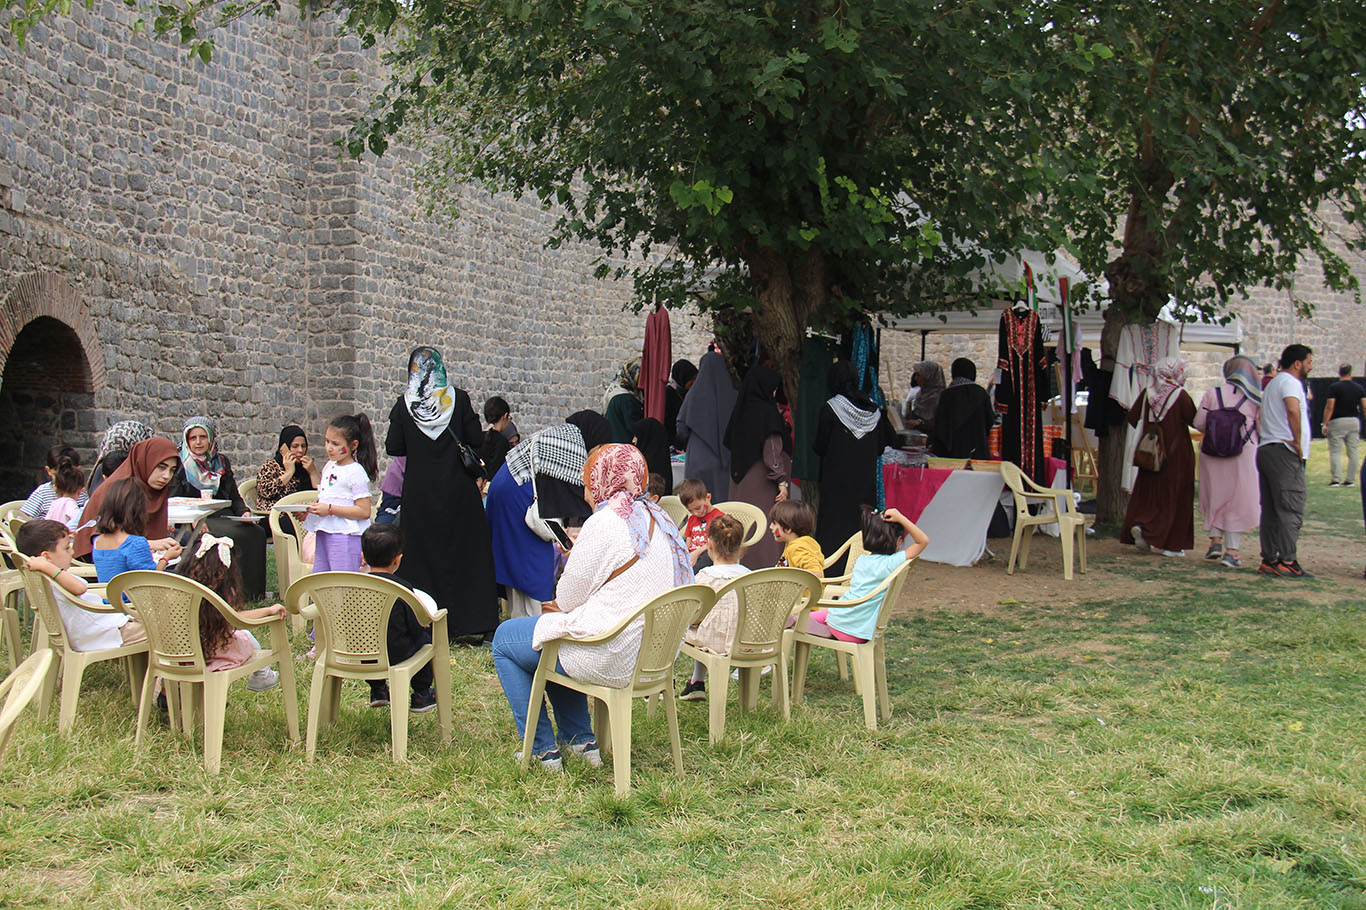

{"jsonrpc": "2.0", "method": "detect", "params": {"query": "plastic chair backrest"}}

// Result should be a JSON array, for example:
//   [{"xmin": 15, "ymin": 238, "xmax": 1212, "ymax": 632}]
[
  {"xmin": 658, "ymin": 495, "xmax": 688, "ymax": 528},
  {"xmin": 238, "ymin": 478, "xmax": 262, "ymax": 514},
  {"xmin": 823, "ymin": 532, "xmax": 866, "ymax": 573},
  {"xmin": 0, "ymin": 501, "xmax": 28, "ymax": 527},
  {"xmin": 268, "ymin": 490, "xmax": 317, "ymax": 591},
  {"xmin": 105, "ymin": 571, "xmax": 233, "ymax": 673},
  {"xmin": 712, "ymin": 501, "xmax": 767, "ymax": 547},
  {"xmin": 0, "ymin": 523, "xmax": 23, "ymax": 571},
  {"xmin": 17, "ymin": 563, "xmax": 75, "ymax": 654},
  {"xmin": 285, "ymin": 572, "xmax": 414, "ymax": 673},
  {"xmin": 717, "ymin": 567, "xmax": 820, "ymax": 661},
  {"xmin": 0, "ymin": 649, "xmax": 55, "ymax": 762},
  {"xmin": 629, "ymin": 584, "xmax": 714, "ymax": 693},
  {"xmin": 998, "ymin": 461, "xmax": 1029, "ymax": 498}
]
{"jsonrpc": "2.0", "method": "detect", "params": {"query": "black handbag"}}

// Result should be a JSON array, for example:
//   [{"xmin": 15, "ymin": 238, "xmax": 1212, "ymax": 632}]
[{"xmin": 448, "ymin": 428, "xmax": 486, "ymax": 480}]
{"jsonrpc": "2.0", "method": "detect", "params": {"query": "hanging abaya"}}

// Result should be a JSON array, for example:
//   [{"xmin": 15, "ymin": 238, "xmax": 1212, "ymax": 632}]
[
  {"xmin": 386, "ymin": 346, "xmax": 498, "ymax": 638},
  {"xmin": 724, "ymin": 364, "xmax": 792, "ymax": 569},
  {"xmin": 677, "ymin": 351, "xmax": 737, "ymax": 502},
  {"xmin": 814, "ymin": 362, "xmax": 893, "ymax": 561}
]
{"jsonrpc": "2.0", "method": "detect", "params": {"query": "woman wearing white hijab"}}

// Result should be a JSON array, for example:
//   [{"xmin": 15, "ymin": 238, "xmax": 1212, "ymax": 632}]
[
  {"xmin": 386, "ymin": 346, "xmax": 498, "ymax": 641},
  {"xmin": 1122, "ymin": 357, "xmax": 1197, "ymax": 557}
]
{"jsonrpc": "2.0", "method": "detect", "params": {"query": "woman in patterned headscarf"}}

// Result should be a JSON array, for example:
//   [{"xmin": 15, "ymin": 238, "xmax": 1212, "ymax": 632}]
[
  {"xmin": 87, "ymin": 419, "xmax": 155, "ymax": 494},
  {"xmin": 167, "ymin": 416, "xmax": 269, "ymax": 598},
  {"xmin": 491, "ymin": 443, "xmax": 693, "ymax": 769},
  {"xmin": 386, "ymin": 346, "xmax": 497, "ymax": 642},
  {"xmin": 1192, "ymin": 355, "xmax": 1263, "ymax": 568},
  {"xmin": 1122, "ymin": 357, "xmax": 1197, "ymax": 557}
]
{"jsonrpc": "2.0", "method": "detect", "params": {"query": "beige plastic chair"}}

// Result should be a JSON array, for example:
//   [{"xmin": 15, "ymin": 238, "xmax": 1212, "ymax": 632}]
[
  {"xmin": 712, "ymin": 500, "xmax": 767, "ymax": 548},
  {"xmin": 658, "ymin": 495, "xmax": 688, "ymax": 529},
  {"xmin": 999, "ymin": 461, "xmax": 1087, "ymax": 581},
  {"xmin": 17, "ymin": 560, "xmax": 148, "ymax": 734},
  {"xmin": 681, "ymin": 567, "xmax": 820, "ymax": 744},
  {"xmin": 785, "ymin": 557, "xmax": 916, "ymax": 730},
  {"xmin": 105, "ymin": 570, "xmax": 298, "ymax": 774},
  {"xmin": 285, "ymin": 572, "xmax": 452, "ymax": 763},
  {"xmin": 238, "ymin": 478, "xmax": 268, "ymax": 516},
  {"xmin": 269, "ymin": 490, "xmax": 316, "ymax": 632},
  {"xmin": 821, "ymin": 532, "xmax": 867, "ymax": 590},
  {"xmin": 521, "ymin": 583, "xmax": 714, "ymax": 797},
  {"xmin": 0, "ymin": 528, "xmax": 25, "ymax": 669},
  {"xmin": 0, "ymin": 500, "xmax": 28, "ymax": 528},
  {"xmin": 0, "ymin": 649, "xmax": 55, "ymax": 766}
]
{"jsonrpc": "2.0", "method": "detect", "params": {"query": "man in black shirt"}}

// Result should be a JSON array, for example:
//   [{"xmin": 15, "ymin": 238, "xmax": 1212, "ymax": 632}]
[{"xmin": 1322, "ymin": 363, "xmax": 1365, "ymax": 486}]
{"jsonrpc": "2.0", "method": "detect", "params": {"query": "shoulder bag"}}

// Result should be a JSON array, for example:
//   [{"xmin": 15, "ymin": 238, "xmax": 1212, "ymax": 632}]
[
  {"xmin": 1132, "ymin": 399, "xmax": 1166, "ymax": 473},
  {"xmin": 524, "ymin": 437, "xmax": 566, "ymax": 543}
]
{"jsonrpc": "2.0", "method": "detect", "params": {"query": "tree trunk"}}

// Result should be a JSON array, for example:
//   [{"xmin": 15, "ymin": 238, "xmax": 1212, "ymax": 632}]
[
  {"xmin": 1095, "ymin": 308, "xmax": 1129, "ymax": 523},
  {"xmin": 746, "ymin": 246, "xmax": 828, "ymax": 415}
]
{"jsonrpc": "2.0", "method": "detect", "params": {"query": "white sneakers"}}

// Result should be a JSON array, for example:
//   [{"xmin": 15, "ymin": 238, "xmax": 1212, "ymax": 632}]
[{"xmin": 246, "ymin": 667, "xmax": 279, "ymax": 692}]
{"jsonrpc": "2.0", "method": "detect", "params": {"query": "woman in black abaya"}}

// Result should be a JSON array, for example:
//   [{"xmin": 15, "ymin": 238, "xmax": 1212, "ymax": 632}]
[
  {"xmin": 386, "ymin": 347, "xmax": 498, "ymax": 641},
  {"xmin": 813, "ymin": 361, "xmax": 893, "ymax": 564}
]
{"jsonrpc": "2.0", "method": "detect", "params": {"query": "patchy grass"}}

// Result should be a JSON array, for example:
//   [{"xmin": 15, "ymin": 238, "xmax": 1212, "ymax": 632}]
[{"xmin": 1, "ymin": 449, "xmax": 1363, "ymax": 908}]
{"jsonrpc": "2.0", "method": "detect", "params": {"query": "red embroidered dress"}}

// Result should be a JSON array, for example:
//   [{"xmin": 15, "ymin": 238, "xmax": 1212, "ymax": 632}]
[{"xmin": 996, "ymin": 309, "xmax": 1049, "ymax": 483}]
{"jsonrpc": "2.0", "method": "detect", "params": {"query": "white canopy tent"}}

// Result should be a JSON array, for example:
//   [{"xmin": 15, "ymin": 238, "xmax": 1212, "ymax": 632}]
[{"xmin": 884, "ymin": 250, "xmax": 1243, "ymax": 354}]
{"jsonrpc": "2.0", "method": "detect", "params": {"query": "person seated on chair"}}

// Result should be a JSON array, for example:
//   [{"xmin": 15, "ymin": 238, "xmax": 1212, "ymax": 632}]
[
  {"xmin": 177, "ymin": 528, "xmax": 284, "ymax": 692},
  {"xmin": 790, "ymin": 506, "xmax": 927, "ymax": 644},
  {"xmin": 769, "ymin": 500, "xmax": 824, "ymax": 576},
  {"xmin": 490, "ymin": 443, "xmax": 693, "ymax": 770},
  {"xmin": 678, "ymin": 513, "xmax": 749, "ymax": 702},
  {"xmin": 17, "ymin": 519, "xmax": 146, "ymax": 651},
  {"xmin": 645, "ymin": 472, "xmax": 666, "ymax": 503},
  {"xmin": 359, "ymin": 523, "xmax": 437, "ymax": 714}
]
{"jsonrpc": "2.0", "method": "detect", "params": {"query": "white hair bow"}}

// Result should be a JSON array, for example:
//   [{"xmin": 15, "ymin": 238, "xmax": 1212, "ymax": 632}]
[{"xmin": 195, "ymin": 533, "xmax": 235, "ymax": 567}]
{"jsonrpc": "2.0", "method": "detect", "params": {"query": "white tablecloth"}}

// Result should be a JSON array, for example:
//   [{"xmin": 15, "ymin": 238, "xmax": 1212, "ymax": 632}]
[{"xmin": 915, "ymin": 471, "xmax": 1005, "ymax": 567}]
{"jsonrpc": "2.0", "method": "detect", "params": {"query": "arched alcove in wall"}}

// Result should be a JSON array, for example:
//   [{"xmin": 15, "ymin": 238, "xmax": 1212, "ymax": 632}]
[{"xmin": 0, "ymin": 273, "xmax": 104, "ymax": 502}]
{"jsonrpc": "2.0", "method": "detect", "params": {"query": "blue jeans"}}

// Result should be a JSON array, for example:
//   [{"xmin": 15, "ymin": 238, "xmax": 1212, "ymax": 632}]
[{"xmin": 492, "ymin": 616, "xmax": 593, "ymax": 755}]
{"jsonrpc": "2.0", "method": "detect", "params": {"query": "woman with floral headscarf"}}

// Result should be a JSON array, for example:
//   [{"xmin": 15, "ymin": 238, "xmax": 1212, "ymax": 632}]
[
  {"xmin": 491, "ymin": 443, "xmax": 693, "ymax": 770},
  {"xmin": 167, "ymin": 416, "xmax": 269, "ymax": 598},
  {"xmin": 1192, "ymin": 356, "xmax": 1262, "ymax": 568},
  {"xmin": 387, "ymin": 346, "xmax": 497, "ymax": 641},
  {"xmin": 1122, "ymin": 357, "xmax": 1197, "ymax": 557}
]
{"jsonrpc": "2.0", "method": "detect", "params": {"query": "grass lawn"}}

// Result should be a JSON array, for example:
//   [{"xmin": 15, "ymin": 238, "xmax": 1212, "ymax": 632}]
[{"xmin": 2, "ymin": 448, "xmax": 1363, "ymax": 908}]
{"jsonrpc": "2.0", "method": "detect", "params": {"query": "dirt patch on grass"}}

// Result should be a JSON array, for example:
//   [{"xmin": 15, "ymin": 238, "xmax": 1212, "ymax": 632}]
[{"xmin": 892, "ymin": 534, "xmax": 1176, "ymax": 618}]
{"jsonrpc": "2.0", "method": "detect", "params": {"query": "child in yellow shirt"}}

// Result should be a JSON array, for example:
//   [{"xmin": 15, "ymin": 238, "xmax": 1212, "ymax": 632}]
[{"xmin": 769, "ymin": 500, "xmax": 824, "ymax": 577}]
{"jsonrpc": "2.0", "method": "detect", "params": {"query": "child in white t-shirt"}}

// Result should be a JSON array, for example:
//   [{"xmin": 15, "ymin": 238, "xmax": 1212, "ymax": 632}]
[
  {"xmin": 679, "ymin": 514, "xmax": 750, "ymax": 701},
  {"xmin": 303, "ymin": 413, "xmax": 376, "ymax": 573},
  {"xmin": 17, "ymin": 519, "xmax": 145, "ymax": 651}
]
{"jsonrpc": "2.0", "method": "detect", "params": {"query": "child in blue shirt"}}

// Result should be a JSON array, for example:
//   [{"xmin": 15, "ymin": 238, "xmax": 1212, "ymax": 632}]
[
  {"xmin": 89, "ymin": 479, "xmax": 181, "ymax": 581},
  {"xmin": 806, "ymin": 506, "xmax": 928, "ymax": 642}
]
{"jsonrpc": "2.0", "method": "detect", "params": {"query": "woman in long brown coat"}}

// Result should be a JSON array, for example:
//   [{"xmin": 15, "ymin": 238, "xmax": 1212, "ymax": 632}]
[{"xmin": 1122, "ymin": 357, "xmax": 1196, "ymax": 556}]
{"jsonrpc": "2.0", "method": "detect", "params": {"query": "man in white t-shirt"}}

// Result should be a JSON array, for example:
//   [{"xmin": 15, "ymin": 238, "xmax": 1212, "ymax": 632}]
[{"xmin": 1257, "ymin": 344, "xmax": 1313, "ymax": 578}]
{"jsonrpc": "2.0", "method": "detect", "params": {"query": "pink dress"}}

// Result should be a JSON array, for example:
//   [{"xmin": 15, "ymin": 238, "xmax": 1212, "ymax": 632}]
[
  {"xmin": 1193, "ymin": 382, "xmax": 1260, "ymax": 533},
  {"xmin": 205, "ymin": 630, "xmax": 260, "ymax": 671}
]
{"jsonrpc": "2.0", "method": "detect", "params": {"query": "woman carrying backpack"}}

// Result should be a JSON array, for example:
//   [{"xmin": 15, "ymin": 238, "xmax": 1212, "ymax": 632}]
[
  {"xmin": 1193, "ymin": 356, "xmax": 1262, "ymax": 568},
  {"xmin": 1122, "ymin": 358, "xmax": 1198, "ymax": 558}
]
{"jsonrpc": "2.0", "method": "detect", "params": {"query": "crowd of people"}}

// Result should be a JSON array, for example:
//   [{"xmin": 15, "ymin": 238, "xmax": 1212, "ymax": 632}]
[
  {"xmin": 16, "ymin": 336, "xmax": 1360, "ymax": 770},
  {"xmin": 14, "ymin": 343, "xmax": 930, "ymax": 770}
]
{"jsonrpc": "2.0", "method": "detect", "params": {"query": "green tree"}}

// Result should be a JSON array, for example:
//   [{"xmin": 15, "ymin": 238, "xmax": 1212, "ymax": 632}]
[
  {"xmin": 333, "ymin": 0, "xmax": 1079, "ymax": 402},
  {"xmin": 1040, "ymin": 1, "xmax": 1366, "ymax": 520}
]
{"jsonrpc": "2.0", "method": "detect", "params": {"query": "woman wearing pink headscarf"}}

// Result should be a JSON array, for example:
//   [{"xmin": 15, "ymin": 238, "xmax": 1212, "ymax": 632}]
[
  {"xmin": 1122, "ymin": 357, "xmax": 1197, "ymax": 556},
  {"xmin": 491, "ymin": 444, "xmax": 694, "ymax": 770}
]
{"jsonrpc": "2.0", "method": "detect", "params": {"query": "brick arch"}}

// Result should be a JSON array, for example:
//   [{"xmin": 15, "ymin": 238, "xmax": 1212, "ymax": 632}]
[{"xmin": 0, "ymin": 271, "xmax": 106, "ymax": 393}]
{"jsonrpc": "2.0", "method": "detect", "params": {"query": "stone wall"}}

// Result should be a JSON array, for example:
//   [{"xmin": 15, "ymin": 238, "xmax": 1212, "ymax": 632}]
[{"xmin": 0, "ymin": 4, "xmax": 710, "ymax": 494}]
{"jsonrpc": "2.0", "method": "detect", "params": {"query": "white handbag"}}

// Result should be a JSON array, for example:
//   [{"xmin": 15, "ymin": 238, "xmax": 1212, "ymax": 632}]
[{"xmin": 523, "ymin": 437, "xmax": 567, "ymax": 544}]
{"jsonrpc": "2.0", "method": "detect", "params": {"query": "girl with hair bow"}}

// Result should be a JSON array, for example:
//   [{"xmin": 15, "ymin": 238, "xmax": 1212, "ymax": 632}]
[{"xmin": 178, "ymin": 529, "xmax": 287, "ymax": 690}]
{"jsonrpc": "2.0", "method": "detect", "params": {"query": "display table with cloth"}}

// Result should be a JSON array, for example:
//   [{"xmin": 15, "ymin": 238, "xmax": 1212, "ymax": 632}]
[{"xmin": 881, "ymin": 465, "xmax": 1004, "ymax": 566}]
